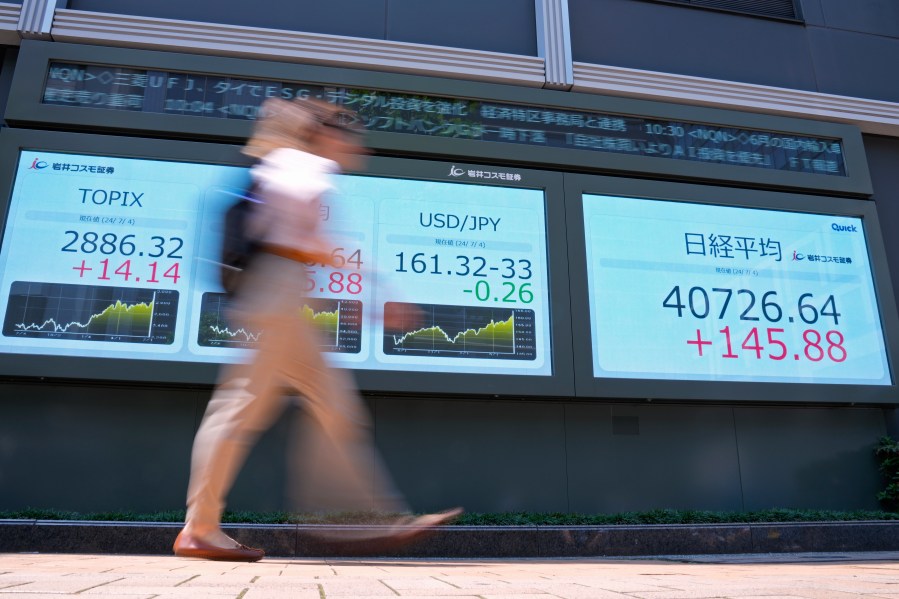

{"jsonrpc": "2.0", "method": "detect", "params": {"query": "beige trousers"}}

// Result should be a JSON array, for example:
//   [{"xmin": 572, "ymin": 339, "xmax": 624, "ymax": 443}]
[{"xmin": 186, "ymin": 253, "xmax": 407, "ymax": 531}]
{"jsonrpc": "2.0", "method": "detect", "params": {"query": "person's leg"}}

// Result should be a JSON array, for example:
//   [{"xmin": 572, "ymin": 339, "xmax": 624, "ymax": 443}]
[
  {"xmin": 183, "ymin": 360, "xmax": 286, "ymax": 544},
  {"xmin": 180, "ymin": 257, "xmax": 298, "ymax": 552},
  {"xmin": 278, "ymin": 308, "xmax": 410, "ymax": 514},
  {"xmin": 281, "ymin": 311, "xmax": 464, "ymax": 543}
]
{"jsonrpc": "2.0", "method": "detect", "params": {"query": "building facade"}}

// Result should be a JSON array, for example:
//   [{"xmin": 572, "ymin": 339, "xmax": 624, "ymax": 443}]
[{"xmin": 1, "ymin": 0, "xmax": 899, "ymax": 515}]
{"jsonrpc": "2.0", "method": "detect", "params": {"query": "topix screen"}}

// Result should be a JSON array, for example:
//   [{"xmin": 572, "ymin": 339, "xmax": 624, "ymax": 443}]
[
  {"xmin": 0, "ymin": 150, "xmax": 552, "ymax": 380},
  {"xmin": 582, "ymin": 194, "xmax": 891, "ymax": 386}
]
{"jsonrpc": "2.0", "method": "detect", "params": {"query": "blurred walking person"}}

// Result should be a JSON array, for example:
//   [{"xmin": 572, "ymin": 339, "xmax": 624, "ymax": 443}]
[{"xmin": 174, "ymin": 97, "xmax": 459, "ymax": 562}]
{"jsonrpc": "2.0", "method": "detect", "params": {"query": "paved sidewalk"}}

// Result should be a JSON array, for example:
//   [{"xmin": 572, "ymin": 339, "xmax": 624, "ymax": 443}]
[{"xmin": 2, "ymin": 552, "xmax": 899, "ymax": 598}]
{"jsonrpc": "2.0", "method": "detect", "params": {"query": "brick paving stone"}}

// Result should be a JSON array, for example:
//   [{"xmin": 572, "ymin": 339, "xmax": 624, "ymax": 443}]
[
  {"xmin": 381, "ymin": 585, "xmax": 503, "ymax": 596},
  {"xmin": 149, "ymin": 595, "xmax": 244, "ymax": 599},
  {"xmin": 791, "ymin": 590, "xmax": 880, "ymax": 599},
  {"xmin": 628, "ymin": 591, "xmax": 741, "ymax": 598},
  {"xmin": 518, "ymin": 583, "xmax": 636, "ymax": 598},
  {"xmin": 0, "ymin": 595, "xmax": 121, "ymax": 599},
  {"xmin": 319, "ymin": 578, "xmax": 405, "ymax": 594},
  {"xmin": 380, "ymin": 576, "xmax": 462, "ymax": 590},
  {"xmin": 421, "ymin": 590, "xmax": 553, "ymax": 596},
  {"xmin": 4, "ymin": 553, "xmax": 899, "ymax": 598},
  {"xmin": 477, "ymin": 595, "xmax": 571, "ymax": 599},
  {"xmin": 326, "ymin": 596, "xmax": 486, "ymax": 599},
  {"xmin": 82, "ymin": 589, "xmax": 231, "ymax": 597},
  {"xmin": 431, "ymin": 574, "xmax": 504, "ymax": 586},
  {"xmin": 572, "ymin": 578, "xmax": 683, "ymax": 592},
  {"xmin": 265, "ymin": 591, "xmax": 331, "ymax": 599},
  {"xmin": 241, "ymin": 589, "xmax": 322, "ymax": 599},
  {"xmin": 0, "ymin": 576, "xmax": 35, "ymax": 590},
  {"xmin": 0, "ymin": 573, "xmax": 125, "ymax": 594},
  {"xmin": 93, "ymin": 574, "xmax": 204, "ymax": 587}
]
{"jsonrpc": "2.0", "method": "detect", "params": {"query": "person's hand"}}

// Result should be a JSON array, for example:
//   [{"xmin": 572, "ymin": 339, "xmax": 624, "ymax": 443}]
[
  {"xmin": 300, "ymin": 248, "xmax": 346, "ymax": 269},
  {"xmin": 381, "ymin": 302, "xmax": 425, "ymax": 332}
]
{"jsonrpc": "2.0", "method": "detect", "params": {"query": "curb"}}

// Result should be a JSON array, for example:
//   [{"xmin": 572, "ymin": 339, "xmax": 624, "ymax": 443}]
[{"xmin": 4, "ymin": 520, "xmax": 899, "ymax": 558}]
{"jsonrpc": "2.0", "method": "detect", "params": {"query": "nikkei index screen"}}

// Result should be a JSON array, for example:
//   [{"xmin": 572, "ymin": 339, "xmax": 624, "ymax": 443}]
[
  {"xmin": 582, "ymin": 194, "xmax": 891, "ymax": 386},
  {"xmin": 0, "ymin": 151, "xmax": 553, "ymax": 380}
]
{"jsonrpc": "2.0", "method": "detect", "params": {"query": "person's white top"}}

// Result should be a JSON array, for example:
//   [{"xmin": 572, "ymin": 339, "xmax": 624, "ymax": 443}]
[{"xmin": 250, "ymin": 147, "xmax": 338, "ymax": 255}]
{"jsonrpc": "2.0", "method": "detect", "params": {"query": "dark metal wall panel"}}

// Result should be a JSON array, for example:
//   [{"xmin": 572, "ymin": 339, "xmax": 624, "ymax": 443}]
[
  {"xmin": 865, "ymin": 135, "xmax": 899, "ymax": 324},
  {"xmin": 807, "ymin": 28, "xmax": 899, "ymax": 104},
  {"xmin": 3, "ymin": 386, "xmax": 885, "ymax": 513},
  {"xmin": 68, "ymin": 0, "xmax": 390, "ymax": 40},
  {"xmin": 66, "ymin": 0, "xmax": 537, "ymax": 56},
  {"xmin": 0, "ymin": 383, "xmax": 370, "ymax": 515},
  {"xmin": 0, "ymin": 49, "xmax": 12, "ymax": 126},
  {"xmin": 386, "ymin": 0, "xmax": 537, "ymax": 56},
  {"xmin": 565, "ymin": 404, "xmax": 744, "ymax": 513},
  {"xmin": 818, "ymin": 0, "xmax": 899, "ymax": 38},
  {"xmin": 734, "ymin": 406, "xmax": 886, "ymax": 510},
  {"xmin": 798, "ymin": 0, "xmax": 825, "ymax": 25},
  {"xmin": 568, "ymin": 0, "xmax": 818, "ymax": 91},
  {"xmin": 374, "ymin": 398, "xmax": 569, "ymax": 513},
  {"xmin": 0, "ymin": 383, "xmax": 201, "ymax": 513}
]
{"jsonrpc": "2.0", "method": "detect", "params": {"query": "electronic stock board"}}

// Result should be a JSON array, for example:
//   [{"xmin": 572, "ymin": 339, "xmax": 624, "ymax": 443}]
[
  {"xmin": 567, "ymin": 175, "xmax": 899, "ymax": 403},
  {"xmin": 0, "ymin": 130, "xmax": 571, "ymax": 395}
]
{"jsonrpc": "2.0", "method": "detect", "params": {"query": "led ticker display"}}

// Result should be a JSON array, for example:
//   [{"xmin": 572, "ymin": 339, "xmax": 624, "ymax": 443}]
[
  {"xmin": 0, "ymin": 151, "xmax": 552, "ymax": 379},
  {"xmin": 42, "ymin": 62, "xmax": 846, "ymax": 176},
  {"xmin": 582, "ymin": 194, "xmax": 891, "ymax": 385}
]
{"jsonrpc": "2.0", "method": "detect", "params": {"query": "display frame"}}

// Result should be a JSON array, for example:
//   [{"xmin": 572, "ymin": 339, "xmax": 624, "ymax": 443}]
[
  {"xmin": 565, "ymin": 173, "xmax": 899, "ymax": 404},
  {"xmin": 6, "ymin": 40, "xmax": 873, "ymax": 196},
  {"xmin": 0, "ymin": 128, "xmax": 574, "ymax": 397}
]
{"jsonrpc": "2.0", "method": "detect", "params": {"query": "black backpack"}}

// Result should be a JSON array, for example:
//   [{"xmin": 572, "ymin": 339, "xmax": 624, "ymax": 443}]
[{"xmin": 220, "ymin": 183, "xmax": 263, "ymax": 295}]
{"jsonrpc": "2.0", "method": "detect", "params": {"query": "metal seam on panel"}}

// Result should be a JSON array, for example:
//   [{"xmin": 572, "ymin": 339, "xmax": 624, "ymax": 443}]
[{"xmin": 50, "ymin": 10, "xmax": 545, "ymax": 86}]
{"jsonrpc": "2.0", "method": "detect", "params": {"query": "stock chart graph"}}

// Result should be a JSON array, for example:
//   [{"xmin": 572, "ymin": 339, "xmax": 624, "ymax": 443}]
[
  {"xmin": 197, "ymin": 293, "xmax": 362, "ymax": 353},
  {"xmin": 383, "ymin": 302, "xmax": 536, "ymax": 360},
  {"xmin": 3, "ymin": 281, "xmax": 177, "ymax": 344}
]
